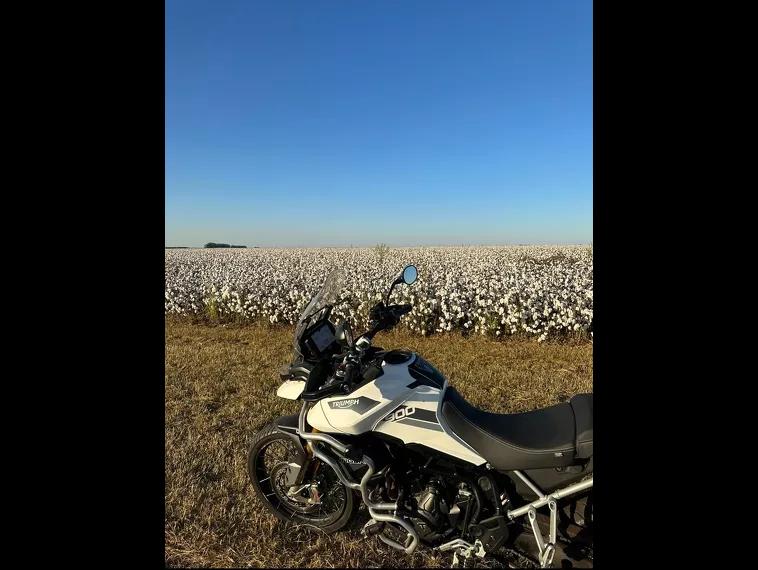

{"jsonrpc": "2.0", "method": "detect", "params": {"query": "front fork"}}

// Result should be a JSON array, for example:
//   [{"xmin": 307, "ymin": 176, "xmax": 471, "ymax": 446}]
[
  {"xmin": 283, "ymin": 407, "xmax": 324, "ymax": 504},
  {"xmin": 289, "ymin": 402, "xmax": 320, "ymax": 487}
]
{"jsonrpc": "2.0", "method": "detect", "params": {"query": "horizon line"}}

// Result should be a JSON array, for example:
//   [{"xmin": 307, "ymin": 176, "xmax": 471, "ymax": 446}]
[{"xmin": 165, "ymin": 242, "xmax": 593, "ymax": 249}]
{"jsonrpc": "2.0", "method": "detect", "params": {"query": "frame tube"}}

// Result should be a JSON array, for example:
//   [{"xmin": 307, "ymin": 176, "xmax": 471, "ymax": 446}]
[{"xmin": 507, "ymin": 477, "xmax": 593, "ymax": 519}]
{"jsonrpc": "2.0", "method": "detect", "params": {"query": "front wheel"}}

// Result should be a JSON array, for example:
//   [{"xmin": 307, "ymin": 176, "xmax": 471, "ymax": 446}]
[{"xmin": 247, "ymin": 422, "xmax": 355, "ymax": 533}]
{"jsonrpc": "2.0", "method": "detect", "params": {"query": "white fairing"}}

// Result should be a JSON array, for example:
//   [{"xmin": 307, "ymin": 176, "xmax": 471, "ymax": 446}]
[
  {"xmin": 305, "ymin": 354, "xmax": 486, "ymax": 466},
  {"xmin": 277, "ymin": 380, "xmax": 305, "ymax": 400}
]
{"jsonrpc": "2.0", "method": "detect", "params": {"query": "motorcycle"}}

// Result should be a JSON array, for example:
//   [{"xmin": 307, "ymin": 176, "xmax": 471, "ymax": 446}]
[{"xmin": 247, "ymin": 265, "xmax": 593, "ymax": 568}]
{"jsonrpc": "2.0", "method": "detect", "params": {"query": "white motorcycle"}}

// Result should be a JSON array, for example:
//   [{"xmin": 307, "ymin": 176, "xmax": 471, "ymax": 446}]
[{"xmin": 248, "ymin": 266, "xmax": 593, "ymax": 568}]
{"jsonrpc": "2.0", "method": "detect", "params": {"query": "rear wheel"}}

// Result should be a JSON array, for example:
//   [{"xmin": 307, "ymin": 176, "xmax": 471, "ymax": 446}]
[{"xmin": 247, "ymin": 423, "xmax": 355, "ymax": 533}]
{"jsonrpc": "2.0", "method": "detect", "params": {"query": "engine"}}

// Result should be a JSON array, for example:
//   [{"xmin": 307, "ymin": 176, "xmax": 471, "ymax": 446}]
[
  {"xmin": 366, "ymin": 456, "xmax": 511, "ymax": 553},
  {"xmin": 408, "ymin": 477, "xmax": 482, "ymax": 545}
]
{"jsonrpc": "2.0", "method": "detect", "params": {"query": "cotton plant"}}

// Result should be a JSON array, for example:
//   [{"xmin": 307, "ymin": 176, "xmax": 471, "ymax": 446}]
[{"xmin": 165, "ymin": 246, "xmax": 593, "ymax": 341}]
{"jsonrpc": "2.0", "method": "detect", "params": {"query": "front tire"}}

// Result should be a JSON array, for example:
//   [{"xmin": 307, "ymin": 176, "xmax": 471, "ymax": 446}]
[{"xmin": 247, "ymin": 422, "xmax": 355, "ymax": 533}]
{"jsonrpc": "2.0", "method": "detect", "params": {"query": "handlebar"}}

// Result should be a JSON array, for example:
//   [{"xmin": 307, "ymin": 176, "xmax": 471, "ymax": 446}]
[
  {"xmin": 359, "ymin": 302, "xmax": 413, "ymax": 343},
  {"xmin": 391, "ymin": 304, "xmax": 412, "ymax": 317}
]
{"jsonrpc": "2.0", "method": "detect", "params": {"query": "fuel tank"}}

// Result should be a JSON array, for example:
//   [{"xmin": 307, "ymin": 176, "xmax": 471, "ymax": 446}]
[{"xmin": 307, "ymin": 352, "xmax": 486, "ymax": 466}]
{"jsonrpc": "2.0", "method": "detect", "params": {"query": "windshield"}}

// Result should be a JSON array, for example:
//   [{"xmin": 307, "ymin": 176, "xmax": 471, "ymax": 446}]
[{"xmin": 294, "ymin": 269, "xmax": 346, "ymax": 350}]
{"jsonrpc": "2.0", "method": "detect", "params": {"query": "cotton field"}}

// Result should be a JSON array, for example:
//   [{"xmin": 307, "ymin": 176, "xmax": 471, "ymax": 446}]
[{"xmin": 165, "ymin": 246, "xmax": 593, "ymax": 341}]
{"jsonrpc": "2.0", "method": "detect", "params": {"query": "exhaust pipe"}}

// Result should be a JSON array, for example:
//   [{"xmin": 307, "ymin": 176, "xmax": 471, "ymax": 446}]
[{"xmin": 369, "ymin": 507, "xmax": 419, "ymax": 554}]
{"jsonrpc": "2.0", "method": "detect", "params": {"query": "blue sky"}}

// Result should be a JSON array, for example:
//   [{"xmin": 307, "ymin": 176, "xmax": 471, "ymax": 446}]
[{"xmin": 166, "ymin": 0, "xmax": 592, "ymax": 247}]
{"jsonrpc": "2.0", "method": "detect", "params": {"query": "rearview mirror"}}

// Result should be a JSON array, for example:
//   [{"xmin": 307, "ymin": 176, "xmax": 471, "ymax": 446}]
[
  {"xmin": 385, "ymin": 264, "xmax": 418, "ymax": 305},
  {"xmin": 402, "ymin": 265, "xmax": 418, "ymax": 285}
]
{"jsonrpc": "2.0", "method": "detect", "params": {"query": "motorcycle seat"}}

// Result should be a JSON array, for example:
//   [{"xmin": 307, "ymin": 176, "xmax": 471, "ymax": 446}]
[{"xmin": 441, "ymin": 387, "xmax": 593, "ymax": 471}]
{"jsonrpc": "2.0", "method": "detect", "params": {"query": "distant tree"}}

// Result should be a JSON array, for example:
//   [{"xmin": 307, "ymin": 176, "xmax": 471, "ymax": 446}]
[{"xmin": 204, "ymin": 242, "xmax": 247, "ymax": 248}]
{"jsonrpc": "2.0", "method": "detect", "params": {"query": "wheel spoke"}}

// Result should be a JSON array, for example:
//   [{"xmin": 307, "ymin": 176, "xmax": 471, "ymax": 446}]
[{"xmin": 253, "ymin": 437, "xmax": 348, "ymax": 524}]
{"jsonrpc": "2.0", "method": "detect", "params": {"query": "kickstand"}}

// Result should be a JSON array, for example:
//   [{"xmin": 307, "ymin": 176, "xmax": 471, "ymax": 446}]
[{"xmin": 527, "ymin": 499, "xmax": 557, "ymax": 568}]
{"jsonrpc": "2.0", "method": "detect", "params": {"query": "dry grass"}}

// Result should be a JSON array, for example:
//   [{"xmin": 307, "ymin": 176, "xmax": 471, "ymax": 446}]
[{"xmin": 165, "ymin": 319, "xmax": 592, "ymax": 567}]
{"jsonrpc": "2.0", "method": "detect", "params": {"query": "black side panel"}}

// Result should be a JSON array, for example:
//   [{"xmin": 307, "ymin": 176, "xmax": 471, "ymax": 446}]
[
  {"xmin": 513, "ymin": 462, "xmax": 593, "ymax": 498},
  {"xmin": 276, "ymin": 413, "xmax": 300, "ymax": 433},
  {"xmin": 274, "ymin": 414, "xmax": 306, "ymax": 456}
]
